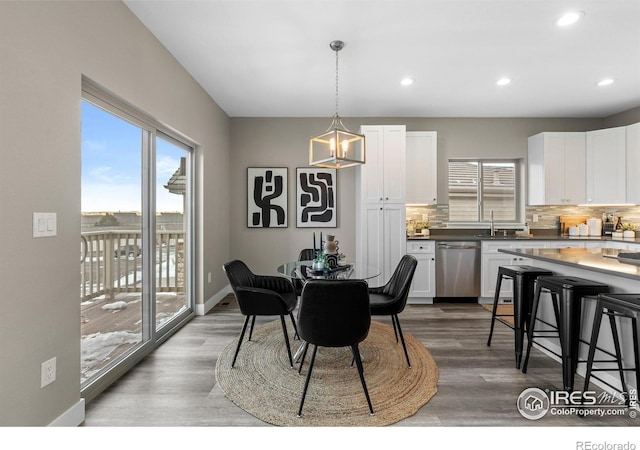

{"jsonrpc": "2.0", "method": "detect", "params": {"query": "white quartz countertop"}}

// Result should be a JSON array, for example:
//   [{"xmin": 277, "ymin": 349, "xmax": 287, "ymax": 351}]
[{"xmin": 498, "ymin": 247, "xmax": 640, "ymax": 281}]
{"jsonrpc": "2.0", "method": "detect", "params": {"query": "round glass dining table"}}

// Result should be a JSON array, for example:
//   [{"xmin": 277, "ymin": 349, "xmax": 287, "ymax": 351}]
[{"xmin": 277, "ymin": 260, "xmax": 380, "ymax": 281}]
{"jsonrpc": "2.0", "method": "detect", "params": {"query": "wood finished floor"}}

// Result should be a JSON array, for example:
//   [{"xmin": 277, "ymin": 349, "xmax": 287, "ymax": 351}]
[{"xmin": 82, "ymin": 297, "xmax": 638, "ymax": 427}]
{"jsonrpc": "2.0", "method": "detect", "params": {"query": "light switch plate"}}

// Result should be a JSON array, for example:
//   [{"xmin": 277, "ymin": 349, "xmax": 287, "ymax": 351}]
[{"xmin": 33, "ymin": 212, "xmax": 56, "ymax": 238}]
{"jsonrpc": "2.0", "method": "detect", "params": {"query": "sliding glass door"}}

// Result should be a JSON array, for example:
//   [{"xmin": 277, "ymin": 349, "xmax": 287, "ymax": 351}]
[{"xmin": 80, "ymin": 88, "xmax": 193, "ymax": 398}]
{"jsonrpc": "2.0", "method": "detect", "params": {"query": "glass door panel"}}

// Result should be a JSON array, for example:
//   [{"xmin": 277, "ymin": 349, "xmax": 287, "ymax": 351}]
[
  {"xmin": 80, "ymin": 100, "xmax": 144, "ymax": 384},
  {"xmin": 155, "ymin": 136, "xmax": 191, "ymax": 330}
]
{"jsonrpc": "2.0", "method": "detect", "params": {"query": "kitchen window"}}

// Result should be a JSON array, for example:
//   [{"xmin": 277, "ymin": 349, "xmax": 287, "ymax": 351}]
[{"xmin": 448, "ymin": 159, "xmax": 520, "ymax": 223}]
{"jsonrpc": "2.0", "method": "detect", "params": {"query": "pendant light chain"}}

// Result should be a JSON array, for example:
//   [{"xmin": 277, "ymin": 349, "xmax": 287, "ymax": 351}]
[{"xmin": 335, "ymin": 45, "xmax": 340, "ymax": 118}]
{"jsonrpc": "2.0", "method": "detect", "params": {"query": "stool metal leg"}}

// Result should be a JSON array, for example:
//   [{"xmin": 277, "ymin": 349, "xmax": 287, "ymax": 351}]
[
  {"xmin": 607, "ymin": 310, "xmax": 628, "ymax": 399},
  {"xmin": 583, "ymin": 302, "xmax": 604, "ymax": 393},
  {"xmin": 513, "ymin": 273, "xmax": 525, "ymax": 368},
  {"xmin": 522, "ymin": 281, "xmax": 543, "ymax": 374},
  {"xmin": 487, "ymin": 272, "xmax": 504, "ymax": 347}
]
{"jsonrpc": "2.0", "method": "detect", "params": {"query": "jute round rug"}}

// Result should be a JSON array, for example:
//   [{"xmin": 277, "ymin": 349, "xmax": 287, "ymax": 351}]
[{"xmin": 215, "ymin": 319, "xmax": 439, "ymax": 426}]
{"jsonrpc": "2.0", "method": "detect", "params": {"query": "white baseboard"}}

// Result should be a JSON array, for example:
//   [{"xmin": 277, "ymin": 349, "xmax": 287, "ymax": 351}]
[
  {"xmin": 196, "ymin": 284, "xmax": 232, "ymax": 315},
  {"xmin": 50, "ymin": 398, "xmax": 85, "ymax": 426},
  {"xmin": 407, "ymin": 297, "xmax": 434, "ymax": 305}
]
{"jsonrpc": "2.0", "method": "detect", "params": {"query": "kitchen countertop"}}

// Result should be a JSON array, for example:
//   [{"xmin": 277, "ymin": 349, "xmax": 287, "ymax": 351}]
[
  {"xmin": 497, "ymin": 247, "xmax": 640, "ymax": 281},
  {"xmin": 407, "ymin": 233, "xmax": 640, "ymax": 244}
]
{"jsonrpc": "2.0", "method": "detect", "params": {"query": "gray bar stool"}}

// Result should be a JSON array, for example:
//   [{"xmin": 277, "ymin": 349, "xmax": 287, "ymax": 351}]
[
  {"xmin": 583, "ymin": 293, "xmax": 640, "ymax": 404},
  {"xmin": 522, "ymin": 275, "xmax": 609, "ymax": 391},
  {"xmin": 487, "ymin": 265, "xmax": 553, "ymax": 368}
]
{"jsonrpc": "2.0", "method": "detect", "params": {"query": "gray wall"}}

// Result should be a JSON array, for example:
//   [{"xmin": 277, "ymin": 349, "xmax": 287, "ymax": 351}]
[
  {"xmin": 0, "ymin": 1, "xmax": 230, "ymax": 426},
  {"xmin": 229, "ymin": 117, "xmax": 606, "ymax": 273}
]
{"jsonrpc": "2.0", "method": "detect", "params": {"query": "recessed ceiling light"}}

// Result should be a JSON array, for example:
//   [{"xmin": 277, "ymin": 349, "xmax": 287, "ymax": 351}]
[
  {"xmin": 556, "ymin": 11, "xmax": 585, "ymax": 27},
  {"xmin": 496, "ymin": 77, "xmax": 511, "ymax": 86},
  {"xmin": 597, "ymin": 78, "xmax": 614, "ymax": 87},
  {"xmin": 401, "ymin": 77, "xmax": 414, "ymax": 86}
]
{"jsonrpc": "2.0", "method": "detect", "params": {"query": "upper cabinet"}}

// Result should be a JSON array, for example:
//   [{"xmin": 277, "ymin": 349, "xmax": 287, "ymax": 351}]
[
  {"xmin": 586, "ymin": 126, "xmax": 626, "ymax": 204},
  {"xmin": 528, "ymin": 132, "xmax": 586, "ymax": 205},
  {"xmin": 626, "ymin": 122, "xmax": 640, "ymax": 204},
  {"xmin": 406, "ymin": 131, "xmax": 438, "ymax": 205},
  {"xmin": 358, "ymin": 125, "xmax": 406, "ymax": 204}
]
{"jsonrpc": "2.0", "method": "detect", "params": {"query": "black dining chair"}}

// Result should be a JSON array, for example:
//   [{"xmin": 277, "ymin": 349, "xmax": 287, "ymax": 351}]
[
  {"xmin": 296, "ymin": 279, "xmax": 374, "ymax": 417},
  {"xmin": 293, "ymin": 248, "xmax": 317, "ymax": 296},
  {"xmin": 368, "ymin": 254, "xmax": 418, "ymax": 368},
  {"xmin": 222, "ymin": 259, "xmax": 299, "ymax": 368}
]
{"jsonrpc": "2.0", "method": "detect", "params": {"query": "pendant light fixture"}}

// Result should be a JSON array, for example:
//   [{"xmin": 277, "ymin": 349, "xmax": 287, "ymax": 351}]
[{"xmin": 309, "ymin": 40, "xmax": 365, "ymax": 169}]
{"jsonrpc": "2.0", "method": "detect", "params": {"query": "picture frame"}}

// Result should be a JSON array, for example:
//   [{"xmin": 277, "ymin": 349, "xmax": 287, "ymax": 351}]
[
  {"xmin": 296, "ymin": 167, "xmax": 337, "ymax": 228},
  {"xmin": 247, "ymin": 167, "xmax": 288, "ymax": 228}
]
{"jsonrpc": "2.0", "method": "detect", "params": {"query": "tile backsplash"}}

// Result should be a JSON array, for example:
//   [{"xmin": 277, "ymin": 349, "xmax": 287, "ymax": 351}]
[{"xmin": 406, "ymin": 204, "xmax": 640, "ymax": 231}]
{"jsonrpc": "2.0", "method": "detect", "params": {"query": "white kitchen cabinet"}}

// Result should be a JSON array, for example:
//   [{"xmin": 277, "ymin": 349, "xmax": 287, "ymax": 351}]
[
  {"xmin": 407, "ymin": 240, "xmax": 436, "ymax": 302},
  {"xmin": 626, "ymin": 122, "xmax": 640, "ymax": 204},
  {"xmin": 547, "ymin": 241, "xmax": 585, "ymax": 249},
  {"xmin": 481, "ymin": 240, "xmax": 547, "ymax": 300},
  {"xmin": 527, "ymin": 132, "xmax": 586, "ymax": 205},
  {"xmin": 358, "ymin": 125, "xmax": 406, "ymax": 204},
  {"xmin": 356, "ymin": 125, "xmax": 407, "ymax": 285},
  {"xmin": 406, "ymin": 131, "xmax": 437, "ymax": 205},
  {"xmin": 586, "ymin": 126, "xmax": 626, "ymax": 204}
]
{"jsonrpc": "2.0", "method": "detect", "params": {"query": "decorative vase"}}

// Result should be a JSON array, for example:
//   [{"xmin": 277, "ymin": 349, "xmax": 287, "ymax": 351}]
[
  {"xmin": 612, "ymin": 231, "xmax": 624, "ymax": 239},
  {"xmin": 323, "ymin": 235, "xmax": 339, "ymax": 254},
  {"xmin": 623, "ymin": 230, "xmax": 635, "ymax": 238},
  {"xmin": 421, "ymin": 229, "xmax": 430, "ymax": 236}
]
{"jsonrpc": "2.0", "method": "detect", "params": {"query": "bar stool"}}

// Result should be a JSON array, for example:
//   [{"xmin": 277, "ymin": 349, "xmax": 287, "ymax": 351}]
[
  {"xmin": 583, "ymin": 293, "xmax": 640, "ymax": 404},
  {"xmin": 522, "ymin": 275, "xmax": 609, "ymax": 391},
  {"xmin": 487, "ymin": 265, "xmax": 553, "ymax": 369}
]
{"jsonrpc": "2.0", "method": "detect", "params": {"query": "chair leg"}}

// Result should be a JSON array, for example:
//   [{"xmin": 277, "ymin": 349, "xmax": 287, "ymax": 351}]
[
  {"xmin": 289, "ymin": 312, "xmax": 299, "ymax": 340},
  {"xmin": 487, "ymin": 273, "xmax": 504, "ymax": 346},
  {"xmin": 608, "ymin": 310, "xmax": 628, "ymax": 402},
  {"xmin": 280, "ymin": 316, "xmax": 293, "ymax": 368},
  {"xmin": 231, "ymin": 315, "xmax": 251, "ymax": 368},
  {"xmin": 297, "ymin": 341, "xmax": 309, "ymax": 374},
  {"xmin": 583, "ymin": 303, "xmax": 604, "ymax": 393},
  {"xmin": 393, "ymin": 314, "xmax": 411, "ymax": 368},
  {"xmin": 391, "ymin": 316, "xmax": 399, "ymax": 343},
  {"xmin": 631, "ymin": 316, "xmax": 640, "ymax": 402},
  {"xmin": 352, "ymin": 344, "xmax": 374, "ymax": 415},
  {"xmin": 522, "ymin": 282, "xmax": 542, "ymax": 373},
  {"xmin": 297, "ymin": 344, "xmax": 318, "ymax": 417},
  {"xmin": 248, "ymin": 316, "xmax": 257, "ymax": 341}
]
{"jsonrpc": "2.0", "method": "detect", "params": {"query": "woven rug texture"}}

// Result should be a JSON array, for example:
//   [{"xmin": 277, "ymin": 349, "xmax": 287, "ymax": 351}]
[{"xmin": 215, "ymin": 319, "xmax": 439, "ymax": 426}]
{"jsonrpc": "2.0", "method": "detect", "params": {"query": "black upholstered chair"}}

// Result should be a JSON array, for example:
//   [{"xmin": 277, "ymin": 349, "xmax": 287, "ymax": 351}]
[
  {"xmin": 222, "ymin": 260, "xmax": 299, "ymax": 368},
  {"xmin": 368, "ymin": 254, "xmax": 418, "ymax": 368},
  {"xmin": 293, "ymin": 248, "xmax": 317, "ymax": 295},
  {"xmin": 296, "ymin": 279, "xmax": 374, "ymax": 417}
]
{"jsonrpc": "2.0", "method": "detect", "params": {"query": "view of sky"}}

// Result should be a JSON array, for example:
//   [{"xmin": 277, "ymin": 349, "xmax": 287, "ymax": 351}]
[{"xmin": 81, "ymin": 101, "xmax": 185, "ymax": 213}]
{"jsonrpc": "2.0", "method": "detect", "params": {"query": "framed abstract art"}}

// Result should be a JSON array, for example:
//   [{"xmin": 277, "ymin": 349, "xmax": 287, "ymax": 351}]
[
  {"xmin": 247, "ymin": 167, "xmax": 288, "ymax": 228},
  {"xmin": 296, "ymin": 167, "xmax": 336, "ymax": 228}
]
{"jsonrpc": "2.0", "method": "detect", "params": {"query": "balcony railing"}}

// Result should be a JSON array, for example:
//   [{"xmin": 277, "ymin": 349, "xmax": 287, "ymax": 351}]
[{"xmin": 81, "ymin": 230, "xmax": 185, "ymax": 301}]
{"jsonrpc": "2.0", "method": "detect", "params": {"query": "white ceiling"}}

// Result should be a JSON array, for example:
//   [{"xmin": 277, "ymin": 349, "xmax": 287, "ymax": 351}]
[{"xmin": 124, "ymin": 0, "xmax": 640, "ymax": 118}]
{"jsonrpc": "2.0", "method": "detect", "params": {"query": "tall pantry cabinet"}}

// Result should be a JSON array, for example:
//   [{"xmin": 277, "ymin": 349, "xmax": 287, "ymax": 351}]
[{"xmin": 356, "ymin": 125, "xmax": 407, "ymax": 285}]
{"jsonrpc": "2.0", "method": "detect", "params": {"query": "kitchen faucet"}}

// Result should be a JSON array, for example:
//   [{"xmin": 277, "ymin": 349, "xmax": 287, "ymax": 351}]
[{"xmin": 490, "ymin": 209, "xmax": 495, "ymax": 237}]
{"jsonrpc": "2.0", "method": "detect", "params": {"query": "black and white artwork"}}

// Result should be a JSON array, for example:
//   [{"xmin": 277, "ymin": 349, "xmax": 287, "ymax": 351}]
[
  {"xmin": 247, "ymin": 168, "xmax": 287, "ymax": 228},
  {"xmin": 296, "ymin": 168, "xmax": 336, "ymax": 228}
]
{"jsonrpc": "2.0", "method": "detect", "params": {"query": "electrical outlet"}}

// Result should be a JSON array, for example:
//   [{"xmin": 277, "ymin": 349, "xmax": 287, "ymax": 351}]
[
  {"xmin": 208, "ymin": 272, "xmax": 212, "ymax": 283},
  {"xmin": 41, "ymin": 357, "xmax": 56, "ymax": 388},
  {"xmin": 532, "ymin": 214, "xmax": 539, "ymax": 223}
]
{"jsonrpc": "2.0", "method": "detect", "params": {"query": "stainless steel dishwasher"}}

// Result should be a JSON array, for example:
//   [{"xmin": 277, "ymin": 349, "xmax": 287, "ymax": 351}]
[{"xmin": 436, "ymin": 241, "xmax": 481, "ymax": 298}]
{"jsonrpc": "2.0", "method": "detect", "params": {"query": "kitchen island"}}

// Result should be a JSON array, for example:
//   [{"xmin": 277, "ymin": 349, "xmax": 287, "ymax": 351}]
[{"xmin": 497, "ymin": 246, "xmax": 640, "ymax": 396}]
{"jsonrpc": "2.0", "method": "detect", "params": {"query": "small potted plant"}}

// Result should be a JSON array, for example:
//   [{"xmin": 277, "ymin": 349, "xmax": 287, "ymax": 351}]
[
  {"xmin": 620, "ymin": 223, "xmax": 636, "ymax": 239},
  {"xmin": 312, "ymin": 252, "xmax": 328, "ymax": 271},
  {"xmin": 416, "ymin": 221, "xmax": 431, "ymax": 236}
]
